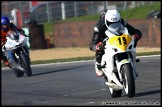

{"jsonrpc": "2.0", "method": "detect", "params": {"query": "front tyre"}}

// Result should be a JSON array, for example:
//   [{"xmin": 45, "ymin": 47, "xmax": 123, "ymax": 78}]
[
  {"xmin": 121, "ymin": 63, "xmax": 135, "ymax": 97},
  {"xmin": 20, "ymin": 53, "xmax": 32, "ymax": 77}
]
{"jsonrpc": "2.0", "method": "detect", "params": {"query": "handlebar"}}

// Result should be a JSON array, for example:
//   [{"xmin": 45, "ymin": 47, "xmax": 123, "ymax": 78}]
[{"xmin": 103, "ymin": 38, "xmax": 109, "ymax": 43}]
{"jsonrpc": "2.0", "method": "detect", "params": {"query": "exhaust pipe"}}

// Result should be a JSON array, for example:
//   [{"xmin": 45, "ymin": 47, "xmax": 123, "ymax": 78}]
[{"xmin": 105, "ymin": 82, "xmax": 123, "ymax": 90}]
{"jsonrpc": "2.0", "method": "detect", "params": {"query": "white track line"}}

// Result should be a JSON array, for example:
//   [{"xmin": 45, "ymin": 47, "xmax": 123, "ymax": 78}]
[{"xmin": 2, "ymin": 54, "xmax": 160, "ymax": 70}]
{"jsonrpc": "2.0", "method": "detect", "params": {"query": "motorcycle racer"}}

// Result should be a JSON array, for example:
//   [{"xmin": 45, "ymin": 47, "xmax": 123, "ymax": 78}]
[
  {"xmin": 1, "ymin": 16, "xmax": 29, "ymax": 66},
  {"xmin": 89, "ymin": 9, "xmax": 142, "ymax": 77}
]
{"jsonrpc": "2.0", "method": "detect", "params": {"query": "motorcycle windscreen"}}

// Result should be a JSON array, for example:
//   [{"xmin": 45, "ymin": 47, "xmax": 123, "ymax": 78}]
[{"xmin": 107, "ymin": 22, "xmax": 125, "ymax": 35}]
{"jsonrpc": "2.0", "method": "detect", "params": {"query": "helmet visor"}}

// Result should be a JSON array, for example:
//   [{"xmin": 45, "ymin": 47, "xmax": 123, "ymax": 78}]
[
  {"xmin": 107, "ymin": 22, "xmax": 125, "ymax": 35},
  {"xmin": 106, "ymin": 19, "xmax": 121, "ymax": 27}
]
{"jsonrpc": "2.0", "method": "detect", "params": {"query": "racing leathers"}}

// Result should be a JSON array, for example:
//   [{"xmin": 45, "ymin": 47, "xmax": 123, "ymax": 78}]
[
  {"xmin": 89, "ymin": 14, "xmax": 142, "ymax": 76},
  {"xmin": 89, "ymin": 14, "xmax": 142, "ymax": 66},
  {"xmin": 1, "ymin": 23, "xmax": 29, "ymax": 66}
]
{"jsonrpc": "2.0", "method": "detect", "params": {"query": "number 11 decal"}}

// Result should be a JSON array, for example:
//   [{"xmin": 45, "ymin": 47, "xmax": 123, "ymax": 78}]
[{"xmin": 118, "ymin": 37, "xmax": 127, "ymax": 45}]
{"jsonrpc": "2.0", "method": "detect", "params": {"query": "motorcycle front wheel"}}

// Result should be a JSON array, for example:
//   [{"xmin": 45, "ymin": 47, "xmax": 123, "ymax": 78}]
[{"xmin": 19, "ymin": 53, "xmax": 32, "ymax": 77}]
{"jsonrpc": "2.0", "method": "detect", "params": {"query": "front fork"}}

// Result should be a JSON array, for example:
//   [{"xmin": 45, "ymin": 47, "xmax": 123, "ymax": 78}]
[{"xmin": 115, "ymin": 52, "xmax": 136, "ymax": 82}]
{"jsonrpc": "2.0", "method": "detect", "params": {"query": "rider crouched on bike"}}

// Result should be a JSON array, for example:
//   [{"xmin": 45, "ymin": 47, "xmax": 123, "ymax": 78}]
[
  {"xmin": 1, "ymin": 16, "xmax": 29, "ymax": 66},
  {"xmin": 89, "ymin": 9, "xmax": 142, "ymax": 77}
]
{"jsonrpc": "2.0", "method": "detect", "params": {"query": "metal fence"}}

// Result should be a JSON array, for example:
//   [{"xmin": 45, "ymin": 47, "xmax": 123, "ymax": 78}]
[{"xmin": 1, "ymin": 1, "xmax": 156, "ymax": 26}]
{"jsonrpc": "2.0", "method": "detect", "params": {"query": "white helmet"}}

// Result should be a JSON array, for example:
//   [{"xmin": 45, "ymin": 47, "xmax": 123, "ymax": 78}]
[{"xmin": 105, "ymin": 9, "xmax": 121, "ymax": 28}]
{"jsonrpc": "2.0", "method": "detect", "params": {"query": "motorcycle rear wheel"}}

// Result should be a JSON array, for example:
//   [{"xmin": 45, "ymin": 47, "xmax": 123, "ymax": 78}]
[
  {"xmin": 104, "ymin": 75, "xmax": 122, "ymax": 98},
  {"xmin": 14, "ymin": 70, "xmax": 24, "ymax": 77},
  {"xmin": 10, "ymin": 66, "xmax": 24, "ymax": 77}
]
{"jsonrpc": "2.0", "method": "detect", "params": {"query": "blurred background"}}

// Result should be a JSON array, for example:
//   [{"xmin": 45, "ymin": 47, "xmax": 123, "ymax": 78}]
[
  {"xmin": 1, "ymin": 1, "xmax": 161, "ymax": 49},
  {"xmin": 2, "ymin": 1, "xmax": 160, "ymax": 25}
]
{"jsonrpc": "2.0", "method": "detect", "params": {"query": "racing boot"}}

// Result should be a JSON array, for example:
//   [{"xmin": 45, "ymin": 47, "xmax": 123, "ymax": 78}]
[
  {"xmin": 2, "ymin": 60, "xmax": 10, "ymax": 66},
  {"xmin": 2, "ymin": 54, "xmax": 10, "ymax": 67},
  {"xmin": 94, "ymin": 59, "xmax": 104, "ymax": 77},
  {"xmin": 5, "ymin": 61, "xmax": 9, "ymax": 66}
]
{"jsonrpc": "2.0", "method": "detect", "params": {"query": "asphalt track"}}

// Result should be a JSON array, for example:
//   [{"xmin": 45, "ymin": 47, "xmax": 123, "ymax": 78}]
[{"xmin": 1, "ymin": 55, "xmax": 161, "ymax": 106}]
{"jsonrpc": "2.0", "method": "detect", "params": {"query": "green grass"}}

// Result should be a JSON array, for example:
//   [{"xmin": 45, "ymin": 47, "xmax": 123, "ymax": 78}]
[
  {"xmin": 42, "ymin": 2, "xmax": 160, "ymax": 35},
  {"xmin": 120, "ymin": 2, "xmax": 161, "ymax": 20}
]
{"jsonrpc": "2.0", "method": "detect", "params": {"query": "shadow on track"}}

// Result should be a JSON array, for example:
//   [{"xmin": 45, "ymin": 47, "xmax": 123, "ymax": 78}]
[
  {"xmin": 135, "ymin": 89, "xmax": 161, "ymax": 97},
  {"xmin": 31, "ymin": 65, "xmax": 91, "ymax": 77}
]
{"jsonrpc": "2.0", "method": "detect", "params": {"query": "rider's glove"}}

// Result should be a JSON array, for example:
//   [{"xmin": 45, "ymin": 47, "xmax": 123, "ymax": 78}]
[
  {"xmin": 1, "ymin": 41, "xmax": 6, "ymax": 47},
  {"xmin": 133, "ymin": 34, "xmax": 139, "ymax": 48},
  {"xmin": 19, "ymin": 29, "xmax": 27, "ymax": 37},
  {"xmin": 96, "ymin": 42, "xmax": 104, "ymax": 51},
  {"xmin": 133, "ymin": 34, "xmax": 140, "ymax": 42},
  {"xmin": 1, "ymin": 42, "xmax": 6, "ymax": 51},
  {"xmin": 1, "ymin": 42, "xmax": 4, "ymax": 47}
]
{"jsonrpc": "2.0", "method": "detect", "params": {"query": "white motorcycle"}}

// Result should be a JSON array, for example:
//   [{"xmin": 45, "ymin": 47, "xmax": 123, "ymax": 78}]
[
  {"xmin": 2, "ymin": 30, "xmax": 32, "ymax": 77},
  {"xmin": 99, "ymin": 22, "xmax": 140, "ymax": 98}
]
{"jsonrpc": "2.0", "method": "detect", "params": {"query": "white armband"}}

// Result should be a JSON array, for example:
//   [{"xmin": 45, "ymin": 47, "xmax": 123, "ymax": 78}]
[{"xmin": 94, "ymin": 27, "xmax": 99, "ymax": 32}]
